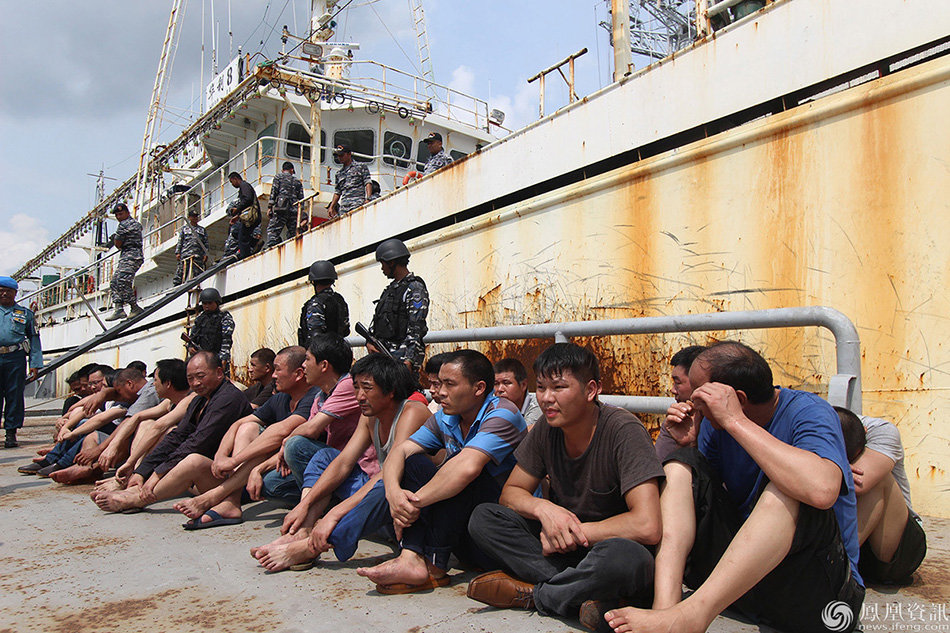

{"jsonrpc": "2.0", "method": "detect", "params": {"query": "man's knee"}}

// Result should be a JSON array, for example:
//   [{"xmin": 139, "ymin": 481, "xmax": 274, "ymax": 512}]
[{"xmin": 592, "ymin": 538, "xmax": 655, "ymax": 585}]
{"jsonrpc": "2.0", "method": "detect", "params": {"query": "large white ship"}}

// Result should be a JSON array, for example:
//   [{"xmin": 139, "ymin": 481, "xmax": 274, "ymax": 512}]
[{"xmin": 13, "ymin": 0, "xmax": 950, "ymax": 519}]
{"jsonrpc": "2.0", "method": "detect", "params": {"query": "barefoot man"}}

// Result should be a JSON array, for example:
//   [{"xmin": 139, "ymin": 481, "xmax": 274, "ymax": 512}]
[
  {"xmin": 254, "ymin": 353, "xmax": 430, "ymax": 571},
  {"xmin": 93, "ymin": 352, "xmax": 250, "ymax": 513},
  {"xmin": 356, "ymin": 349, "xmax": 527, "ymax": 594},
  {"xmin": 604, "ymin": 342, "xmax": 864, "ymax": 633},
  {"xmin": 171, "ymin": 346, "xmax": 319, "ymax": 528}
]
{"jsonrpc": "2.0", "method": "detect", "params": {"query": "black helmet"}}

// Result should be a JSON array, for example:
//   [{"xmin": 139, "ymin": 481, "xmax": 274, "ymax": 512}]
[
  {"xmin": 198, "ymin": 288, "xmax": 222, "ymax": 304},
  {"xmin": 308, "ymin": 260, "xmax": 337, "ymax": 283},
  {"xmin": 375, "ymin": 238, "xmax": 410, "ymax": 262}
]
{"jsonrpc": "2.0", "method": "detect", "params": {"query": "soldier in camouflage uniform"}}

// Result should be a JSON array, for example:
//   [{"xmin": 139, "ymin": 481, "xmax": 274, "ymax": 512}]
[
  {"xmin": 105, "ymin": 203, "xmax": 144, "ymax": 321},
  {"xmin": 265, "ymin": 161, "xmax": 305, "ymax": 248},
  {"xmin": 298, "ymin": 260, "xmax": 350, "ymax": 348},
  {"xmin": 327, "ymin": 145, "xmax": 372, "ymax": 216},
  {"xmin": 421, "ymin": 132, "xmax": 453, "ymax": 175},
  {"xmin": 173, "ymin": 209, "xmax": 209, "ymax": 285},
  {"xmin": 184, "ymin": 288, "xmax": 235, "ymax": 372},
  {"xmin": 368, "ymin": 238, "xmax": 429, "ymax": 370}
]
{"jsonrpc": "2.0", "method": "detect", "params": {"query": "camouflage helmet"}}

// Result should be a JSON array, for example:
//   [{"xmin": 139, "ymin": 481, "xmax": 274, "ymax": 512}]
[
  {"xmin": 198, "ymin": 288, "xmax": 222, "ymax": 304},
  {"xmin": 308, "ymin": 260, "xmax": 337, "ymax": 283},
  {"xmin": 375, "ymin": 238, "xmax": 410, "ymax": 263}
]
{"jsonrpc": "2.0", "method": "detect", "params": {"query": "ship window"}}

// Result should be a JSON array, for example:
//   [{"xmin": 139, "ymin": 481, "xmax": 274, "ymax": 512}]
[
  {"xmin": 257, "ymin": 123, "xmax": 276, "ymax": 166},
  {"xmin": 333, "ymin": 129, "xmax": 375, "ymax": 163},
  {"xmin": 285, "ymin": 122, "xmax": 311, "ymax": 161},
  {"xmin": 383, "ymin": 131, "xmax": 412, "ymax": 168},
  {"xmin": 450, "ymin": 149, "xmax": 467, "ymax": 161},
  {"xmin": 416, "ymin": 140, "xmax": 431, "ymax": 171}
]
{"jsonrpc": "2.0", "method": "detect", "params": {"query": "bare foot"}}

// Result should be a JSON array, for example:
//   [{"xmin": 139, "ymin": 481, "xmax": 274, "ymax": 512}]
[
  {"xmin": 251, "ymin": 530, "xmax": 308, "ymax": 559},
  {"xmin": 94, "ymin": 477, "xmax": 123, "ymax": 492},
  {"xmin": 257, "ymin": 539, "xmax": 318, "ymax": 572},
  {"xmin": 93, "ymin": 488, "xmax": 145, "ymax": 513},
  {"xmin": 51, "ymin": 465, "xmax": 101, "ymax": 485},
  {"xmin": 604, "ymin": 603, "xmax": 709, "ymax": 633},
  {"xmin": 356, "ymin": 551, "xmax": 435, "ymax": 587},
  {"xmin": 173, "ymin": 494, "xmax": 214, "ymax": 520},
  {"xmin": 36, "ymin": 445, "xmax": 54, "ymax": 456}
]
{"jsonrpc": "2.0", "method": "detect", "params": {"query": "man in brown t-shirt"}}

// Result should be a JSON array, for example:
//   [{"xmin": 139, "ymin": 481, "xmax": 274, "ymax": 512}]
[{"xmin": 466, "ymin": 343, "xmax": 664, "ymax": 630}]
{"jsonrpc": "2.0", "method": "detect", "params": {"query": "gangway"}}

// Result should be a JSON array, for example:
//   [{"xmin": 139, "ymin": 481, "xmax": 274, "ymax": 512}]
[{"xmin": 28, "ymin": 256, "xmax": 237, "ymax": 383}]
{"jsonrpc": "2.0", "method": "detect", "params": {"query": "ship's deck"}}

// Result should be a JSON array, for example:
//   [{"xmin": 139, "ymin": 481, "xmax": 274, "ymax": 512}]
[{"xmin": 1, "ymin": 415, "xmax": 947, "ymax": 633}]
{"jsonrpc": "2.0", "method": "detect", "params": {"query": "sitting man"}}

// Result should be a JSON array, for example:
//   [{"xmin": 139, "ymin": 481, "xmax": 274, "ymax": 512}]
[
  {"xmin": 605, "ymin": 341, "xmax": 864, "ymax": 633},
  {"xmin": 49, "ymin": 367, "xmax": 162, "ymax": 484},
  {"xmin": 493, "ymin": 358, "xmax": 543, "ymax": 429},
  {"xmin": 836, "ymin": 407, "xmax": 926, "ymax": 586},
  {"xmin": 424, "ymin": 352, "xmax": 451, "ymax": 413},
  {"xmin": 243, "ymin": 348, "xmax": 276, "ymax": 409},
  {"xmin": 466, "ymin": 343, "xmax": 663, "ymax": 629},
  {"xmin": 243, "ymin": 334, "xmax": 363, "ymax": 507},
  {"xmin": 654, "ymin": 344, "xmax": 706, "ymax": 461},
  {"xmin": 92, "ymin": 351, "xmax": 251, "ymax": 512},
  {"xmin": 253, "ymin": 353, "xmax": 431, "ymax": 571},
  {"xmin": 170, "ymin": 346, "xmax": 319, "ymax": 528},
  {"xmin": 355, "ymin": 349, "xmax": 527, "ymax": 594}
]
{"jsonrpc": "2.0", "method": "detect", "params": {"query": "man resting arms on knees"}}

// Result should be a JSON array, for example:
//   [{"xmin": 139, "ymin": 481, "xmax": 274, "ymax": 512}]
[
  {"xmin": 92, "ymin": 352, "xmax": 250, "ymax": 513},
  {"xmin": 606, "ymin": 341, "xmax": 864, "ymax": 633},
  {"xmin": 467, "ymin": 343, "xmax": 663, "ymax": 631},
  {"xmin": 254, "ymin": 353, "xmax": 430, "ymax": 571}
]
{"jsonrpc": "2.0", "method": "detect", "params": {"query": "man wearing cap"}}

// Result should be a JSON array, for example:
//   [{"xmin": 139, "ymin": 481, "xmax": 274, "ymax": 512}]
[
  {"xmin": 298, "ymin": 260, "xmax": 350, "ymax": 348},
  {"xmin": 265, "ymin": 161, "xmax": 306, "ymax": 249},
  {"xmin": 105, "ymin": 203, "xmax": 144, "ymax": 321},
  {"xmin": 368, "ymin": 239, "xmax": 429, "ymax": 370},
  {"xmin": 421, "ymin": 132, "xmax": 452, "ymax": 175},
  {"xmin": 184, "ymin": 288, "xmax": 235, "ymax": 371},
  {"xmin": 0, "ymin": 276, "xmax": 42, "ymax": 448},
  {"xmin": 327, "ymin": 145, "xmax": 372, "ymax": 217},
  {"xmin": 173, "ymin": 209, "xmax": 210, "ymax": 285}
]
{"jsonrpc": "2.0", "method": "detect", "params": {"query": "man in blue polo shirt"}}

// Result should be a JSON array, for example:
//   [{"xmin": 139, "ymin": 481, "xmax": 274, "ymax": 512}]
[
  {"xmin": 605, "ymin": 341, "xmax": 864, "ymax": 633},
  {"xmin": 356, "ymin": 349, "xmax": 527, "ymax": 594}
]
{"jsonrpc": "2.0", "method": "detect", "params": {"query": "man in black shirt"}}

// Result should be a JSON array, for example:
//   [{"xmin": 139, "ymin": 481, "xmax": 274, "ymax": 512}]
[
  {"xmin": 92, "ymin": 351, "xmax": 251, "ymax": 512},
  {"xmin": 226, "ymin": 172, "xmax": 260, "ymax": 260}
]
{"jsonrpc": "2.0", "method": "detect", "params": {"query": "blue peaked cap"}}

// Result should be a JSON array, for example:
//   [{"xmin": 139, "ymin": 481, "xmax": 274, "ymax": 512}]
[{"xmin": 0, "ymin": 276, "xmax": 17, "ymax": 290}]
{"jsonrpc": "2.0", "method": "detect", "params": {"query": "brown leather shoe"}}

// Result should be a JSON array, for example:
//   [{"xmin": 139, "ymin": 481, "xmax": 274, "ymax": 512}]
[{"xmin": 466, "ymin": 570, "xmax": 534, "ymax": 610}]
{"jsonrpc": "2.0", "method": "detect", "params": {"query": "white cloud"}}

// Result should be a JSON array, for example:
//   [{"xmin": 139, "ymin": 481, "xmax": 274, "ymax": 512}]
[
  {"xmin": 0, "ymin": 214, "xmax": 88, "ymax": 279},
  {"xmin": 489, "ymin": 79, "xmax": 539, "ymax": 133},
  {"xmin": 448, "ymin": 65, "xmax": 475, "ymax": 95}
]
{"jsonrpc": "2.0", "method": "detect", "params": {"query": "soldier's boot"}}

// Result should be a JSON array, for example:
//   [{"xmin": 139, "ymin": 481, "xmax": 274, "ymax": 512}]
[
  {"xmin": 128, "ymin": 303, "xmax": 144, "ymax": 317},
  {"xmin": 4, "ymin": 430, "xmax": 18, "ymax": 449},
  {"xmin": 104, "ymin": 305, "xmax": 127, "ymax": 321}
]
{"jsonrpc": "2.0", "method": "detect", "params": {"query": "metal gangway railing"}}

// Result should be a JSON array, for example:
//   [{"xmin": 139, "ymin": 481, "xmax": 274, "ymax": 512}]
[{"xmin": 348, "ymin": 306, "xmax": 863, "ymax": 415}]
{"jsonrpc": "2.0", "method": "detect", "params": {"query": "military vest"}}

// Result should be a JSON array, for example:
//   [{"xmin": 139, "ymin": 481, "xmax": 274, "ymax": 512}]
[
  {"xmin": 192, "ymin": 309, "xmax": 228, "ymax": 353},
  {"xmin": 372, "ymin": 274, "xmax": 426, "ymax": 343}
]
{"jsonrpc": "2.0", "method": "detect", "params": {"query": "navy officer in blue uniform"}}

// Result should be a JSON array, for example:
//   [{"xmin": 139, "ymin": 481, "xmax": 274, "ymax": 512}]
[{"xmin": 0, "ymin": 276, "xmax": 43, "ymax": 448}]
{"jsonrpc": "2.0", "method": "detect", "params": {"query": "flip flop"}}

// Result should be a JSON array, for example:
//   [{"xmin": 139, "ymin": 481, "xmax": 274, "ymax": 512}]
[
  {"xmin": 289, "ymin": 559, "xmax": 316, "ymax": 572},
  {"xmin": 182, "ymin": 509, "xmax": 243, "ymax": 530},
  {"xmin": 376, "ymin": 573, "xmax": 452, "ymax": 595}
]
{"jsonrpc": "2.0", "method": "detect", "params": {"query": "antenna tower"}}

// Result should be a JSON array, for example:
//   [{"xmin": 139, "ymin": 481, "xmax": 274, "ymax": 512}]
[{"xmin": 601, "ymin": 0, "xmax": 697, "ymax": 61}]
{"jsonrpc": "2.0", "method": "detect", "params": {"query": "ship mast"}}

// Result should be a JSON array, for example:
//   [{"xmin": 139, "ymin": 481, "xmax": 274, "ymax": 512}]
[{"xmin": 133, "ymin": 0, "xmax": 184, "ymax": 216}]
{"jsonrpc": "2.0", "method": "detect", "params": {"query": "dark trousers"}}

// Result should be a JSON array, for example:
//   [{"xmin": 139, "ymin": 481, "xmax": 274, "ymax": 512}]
[
  {"xmin": 399, "ymin": 453, "xmax": 501, "ymax": 571},
  {"xmin": 668, "ymin": 447, "xmax": 865, "ymax": 633},
  {"xmin": 236, "ymin": 221, "xmax": 259, "ymax": 259},
  {"xmin": 468, "ymin": 503, "xmax": 655, "ymax": 617},
  {"xmin": 264, "ymin": 210, "xmax": 298, "ymax": 248},
  {"xmin": 0, "ymin": 351, "xmax": 26, "ymax": 431}
]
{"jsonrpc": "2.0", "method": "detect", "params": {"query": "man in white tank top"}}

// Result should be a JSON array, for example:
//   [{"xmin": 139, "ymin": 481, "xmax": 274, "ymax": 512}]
[{"xmin": 254, "ymin": 354, "xmax": 430, "ymax": 572}]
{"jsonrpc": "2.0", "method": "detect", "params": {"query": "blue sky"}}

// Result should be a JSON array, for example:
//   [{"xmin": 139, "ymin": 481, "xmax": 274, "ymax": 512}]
[{"xmin": 0, "ymin": 0, "xmax": 622, "ymax": 276}]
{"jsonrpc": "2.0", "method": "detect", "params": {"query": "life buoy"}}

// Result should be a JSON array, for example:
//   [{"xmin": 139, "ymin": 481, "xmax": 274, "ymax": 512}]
[
  {"xmin": 29, "ymin": 301, "xmax": 39, "ymax": 313},
  {"xmin": 86, "ymin": 276, "xmax": 95, "ymax": 294},
  {"xmin": 401, "ymin": 170, "xmax": 419, "ymax": 186}
]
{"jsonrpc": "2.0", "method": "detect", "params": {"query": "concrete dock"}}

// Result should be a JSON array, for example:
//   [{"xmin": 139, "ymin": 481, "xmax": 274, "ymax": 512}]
[{"xmin": 1, "ymin": 416, "xmax": 947, "ymax": 633}]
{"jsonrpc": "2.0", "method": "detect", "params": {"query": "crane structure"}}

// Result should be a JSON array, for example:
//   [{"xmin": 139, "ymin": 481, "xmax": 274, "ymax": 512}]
[{"xmin": 133, "ymin": 0, "xmax": 185, "ymax": 215}]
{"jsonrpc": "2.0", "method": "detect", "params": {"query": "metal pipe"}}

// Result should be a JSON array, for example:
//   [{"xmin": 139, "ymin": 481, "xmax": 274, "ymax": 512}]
[
  {"xmin": 347, "ymin": 306, "xmax": 862, "ymax": 412},
  {"xmin": 611, "ymin": 0, "xmax": 632, "ymax": 80},
  {"xmin": 601, "ymin": 394, "xmax": 675, "ymax": 415}
]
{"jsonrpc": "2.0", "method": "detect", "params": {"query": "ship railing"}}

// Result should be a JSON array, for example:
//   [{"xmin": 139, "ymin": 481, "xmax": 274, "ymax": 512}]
[
  {"xmin": 26, "ymin": 131, "xmax": 461, "ymax": 318},
  {"xmin": 142, "ymin": 135, "xmax": 458, "ymax": 254},
  {"xmin": 276, "ymin": 60, "xmax": 491, "ymax": 131},
  {"xmin": 348, "ymin": 307, "xmax": 863, "ymax": 416}
]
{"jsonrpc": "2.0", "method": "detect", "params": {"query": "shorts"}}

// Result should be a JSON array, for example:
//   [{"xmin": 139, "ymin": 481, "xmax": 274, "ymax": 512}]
[
  {"xmin": 859, "ymin": 513, "xmax": 926, "ymax": 584},
  {"xmin": 665, "ymin": 447, "xmax": 865, "ymax": 633}
]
